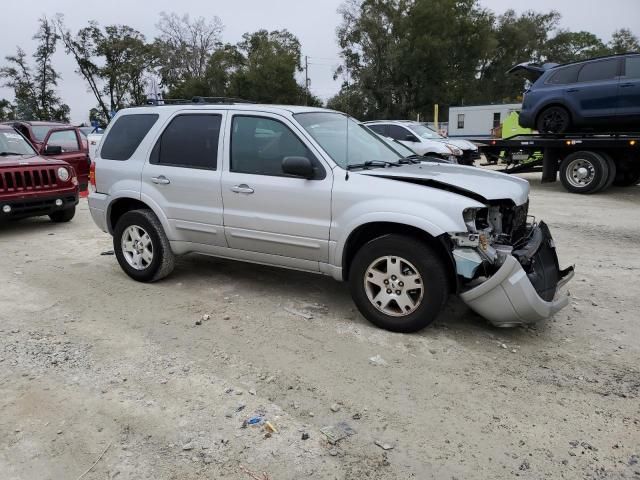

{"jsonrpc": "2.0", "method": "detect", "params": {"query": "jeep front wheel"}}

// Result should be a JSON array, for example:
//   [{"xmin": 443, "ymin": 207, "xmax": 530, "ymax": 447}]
[
  {"xmin": 113, "ymin": 209, "xmax": 175, "ymax": 282},
  {"xmin": 349, "ymin": 235, "xmax": 448, "ymax": 333}
]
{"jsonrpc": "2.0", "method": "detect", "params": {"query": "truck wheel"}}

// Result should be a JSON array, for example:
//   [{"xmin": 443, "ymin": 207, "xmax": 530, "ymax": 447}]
[
  {"xmin": 113, "ymin": 209, "xmax": 175, "ymax": 282},
  {"xmin": 49, "ymin": 206, "xmax": 76, "ymax": 223},
  {"xmin": 559, "ymin": 151, "xmax": 608, "ymax": 194},
  {"xmin": 598, "ymin": 152, "xmax": 617, "ymax": 192},
  {"xmin": 536, "ymin": 106, "xmax": 571, "ymax": 134},
  {"xmin": 349, "ymin": 235, "xmax": 448, "ymax": 333}
]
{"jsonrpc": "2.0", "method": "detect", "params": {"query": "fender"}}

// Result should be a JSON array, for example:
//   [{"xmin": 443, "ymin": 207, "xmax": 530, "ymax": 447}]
[{"xmin": 330, "ymin": 198, "xmax": 482, "ymax": 268}]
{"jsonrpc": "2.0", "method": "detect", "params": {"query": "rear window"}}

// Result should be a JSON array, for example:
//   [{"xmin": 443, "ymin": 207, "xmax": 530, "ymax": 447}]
[
  {"xmin": 101, "ymin": 114, "xmax": 159, "ymax": 160},
  {"xmin": 577, "ymin": 59, "xmax": 619, "ymax": 83},
  {"xmin": 546, "ymin": 64, "xmax": 581, "ymax": 85}
]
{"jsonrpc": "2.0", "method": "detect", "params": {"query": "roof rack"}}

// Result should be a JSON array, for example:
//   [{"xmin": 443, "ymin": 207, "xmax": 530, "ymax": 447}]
[{"xmin": 144, "ymin": 96, "xmax": 254, "ymax": 106}]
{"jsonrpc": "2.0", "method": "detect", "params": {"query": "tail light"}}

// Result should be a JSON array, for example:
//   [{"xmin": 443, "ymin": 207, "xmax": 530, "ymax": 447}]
[{"xmin": 89, "ymin": 161, "xmax": 96, "ymax": 193}]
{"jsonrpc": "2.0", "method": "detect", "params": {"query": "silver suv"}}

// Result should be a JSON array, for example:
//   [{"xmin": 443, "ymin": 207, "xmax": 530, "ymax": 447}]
[{"xmin": 89, "ymin": 101, "xmax": 573, "ymax": 332}]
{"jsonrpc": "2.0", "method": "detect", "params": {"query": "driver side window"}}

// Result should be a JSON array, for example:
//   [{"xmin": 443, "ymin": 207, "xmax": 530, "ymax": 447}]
[
  {"xmin": 230, "ymin": 116, "xmax": 318, "ymax": 177},
  {"xmin": 47, "ymin": 130, "xmax": 80, "ymax": 152},
  {"xmin": 388, "ymin": 125, "xmax": 411, "ymax": 141}
]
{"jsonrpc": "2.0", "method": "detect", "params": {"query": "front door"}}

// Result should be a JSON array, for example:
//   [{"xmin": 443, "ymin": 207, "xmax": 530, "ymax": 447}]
[
  {"xmin": 221, "ymin": 113, "xmax": 332, "ymax": 265},
  {"xmin": 141, "ymin": 111, "xmax": 227, "ymax": 246},
  {"xmin": 618, "ymin": 55, "xmax": 640, "ymax": 123},
  {"xmin": 42, "ymin": 128, "xmax": 90, "ymax": 190}
]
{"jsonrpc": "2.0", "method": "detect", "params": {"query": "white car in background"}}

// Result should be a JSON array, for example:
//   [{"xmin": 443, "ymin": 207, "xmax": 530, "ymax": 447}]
[
  {"xmin": 87, "ymin": 132, "xmax": 104, "ymax": 162},
  {"xmin": 365, "ymin": 120, "xmax": 479, "ymax": 165}
]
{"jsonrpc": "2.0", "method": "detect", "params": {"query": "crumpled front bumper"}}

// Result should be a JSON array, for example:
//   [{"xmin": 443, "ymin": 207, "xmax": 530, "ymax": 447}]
[{"xmin": 459, "ymin": 223, "xmax": 574, "ymax": 327}]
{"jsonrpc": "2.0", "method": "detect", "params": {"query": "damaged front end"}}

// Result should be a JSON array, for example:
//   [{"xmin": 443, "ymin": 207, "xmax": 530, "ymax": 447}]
[{"xmin": 449, "ymin": 201, "xmax": 574, "ymax": 327}]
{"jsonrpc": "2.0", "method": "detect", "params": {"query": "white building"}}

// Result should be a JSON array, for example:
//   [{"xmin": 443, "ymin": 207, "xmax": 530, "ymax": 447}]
[{"xmin": 447, "ymin": 103, "xmax": 521, "ymax": 138}]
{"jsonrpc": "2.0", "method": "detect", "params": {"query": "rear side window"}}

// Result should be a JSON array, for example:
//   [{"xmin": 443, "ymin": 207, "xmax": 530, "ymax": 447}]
[
  {"xmin": 101, "ymin": 114, "xmax": 158, "ymax": 160},
  {"xmin": 367, "ymin": 124, "xmax": 388, "ymax": 135},
  {"xmin": 624, "ymin": 56, "xmax": 640, "ymax": 79},
  {"xmin": 546, "ymin": 64, "xmax": 581, "ymax": 85},
  {"xmin": 577, "ymin": 59, "xmax": 620, "ymax": 83},
  {"xmin": 388, "ymin": 125, "xmax": 410, "ymax": 140},
  {"xmin": 151, "ymin": 114, "xmax": 221, "ymax": 169}
]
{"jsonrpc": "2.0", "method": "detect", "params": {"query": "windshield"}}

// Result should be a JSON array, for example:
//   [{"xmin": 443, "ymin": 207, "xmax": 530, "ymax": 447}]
[
  {"xmin": 0, "ymin": 131, "xmax": 36, "ymax": 155},
  {"xmin": 295, "ymin": 112, "xmax": 402, "ymax": 168},
  {"xmin": 31, "ymin": 126, "xmax": 53, "ymax": 142},
  {"xmin": 409, "ymin": 124, "xmax": 444, "ymax": 140}
]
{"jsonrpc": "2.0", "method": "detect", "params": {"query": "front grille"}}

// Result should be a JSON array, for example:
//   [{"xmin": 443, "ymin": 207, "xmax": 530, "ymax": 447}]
[{"xmin": 0, "ymin": 167, "xmax": 59, "ymax": 193}]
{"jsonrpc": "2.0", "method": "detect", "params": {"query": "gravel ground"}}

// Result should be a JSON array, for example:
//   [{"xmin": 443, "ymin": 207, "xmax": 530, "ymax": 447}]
[{"xmin": 1, "ymin": 174, "xmax": 639, "ymax": 480}]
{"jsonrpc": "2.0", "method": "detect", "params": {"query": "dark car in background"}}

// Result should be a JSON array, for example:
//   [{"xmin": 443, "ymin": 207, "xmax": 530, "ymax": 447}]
[
  {"xmin": 512, "ymin": 53, "xmax": 640, "ymax": 133},
  {"xmin": 1, "ymin": 121, "xmax": 90, "ymax": 190}
]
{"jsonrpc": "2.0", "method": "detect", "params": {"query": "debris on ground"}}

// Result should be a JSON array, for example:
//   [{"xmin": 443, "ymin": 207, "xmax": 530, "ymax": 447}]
[
  {"xmin": 99, "ymin": 250, "xmax": 114, "ymax": 256},
  {"xmin": 320, "ymin": 422, "xmax": 356, "ymax": 445},
  {"xmin": 301, "ymin": 432, "xmax": 310, "ymax": 440},
  {"xmin": 239, "ymin": 465, "xmax": 271, "ymax": 480},
  {"xmin": 330, "ymin": 403, "xmax": 341, "ymax": 412},
  {"xmin": 369, "ymin": 354, "xmax": 388, "ymax": 366},
  {"xmin": 375, "ymin": 440, "xmax": 394, "ymax": 451},
  {"xmin": 264, "ymin": 421, "xmax": 278, "ymax": 434},
  {"xmin": 283, "ymin": 307, "xmax": 313, "ymax": 320}
]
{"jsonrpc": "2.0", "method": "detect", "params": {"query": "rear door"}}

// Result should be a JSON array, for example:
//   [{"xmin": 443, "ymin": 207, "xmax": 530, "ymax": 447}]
[
  {"xmin": 618, "ymin": 54, "xmax": 640, "ymax": 122},
  {"xmin": 42, "ymin": 128, "xmax": 90, "ymax": 189},
  {"xmin": 566, "ymin": 58, "xmax": 622, "ymax": 122},
  {"xmin": 141, "ymin": 111, "xmax": 227, "ymax": 246}
]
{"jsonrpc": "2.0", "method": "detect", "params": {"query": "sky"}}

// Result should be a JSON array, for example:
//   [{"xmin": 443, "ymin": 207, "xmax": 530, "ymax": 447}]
[{"xmin": 1, "ymin": 0, "xmax": 639, "ymax": 124}]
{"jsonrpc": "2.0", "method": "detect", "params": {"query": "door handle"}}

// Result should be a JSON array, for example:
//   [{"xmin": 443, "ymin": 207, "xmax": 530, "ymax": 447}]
[
  {"xmin": 231, "ymin": 184, "xmax": 254, "ymax": 194},
  {"xmin": 151, "ymin": 175, "xmax": 170, "ymax": 185},
  {"xmin": 566, "ymin": 88, "xmax": 580, "ymax": 93},
  {"xmin": 620, "ymin": 83, "xmax": 634, "ymax": 88}
]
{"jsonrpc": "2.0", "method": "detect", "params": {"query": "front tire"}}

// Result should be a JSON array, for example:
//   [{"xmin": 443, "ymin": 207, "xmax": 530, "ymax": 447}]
[
  {"xmin": 536, "ymin": 106, "xmax": 571, "ymax": 134},
  {"xmin": 113, "ymin": 209, "xmax": 175, "ymax": 282},
  {"xmin": 349, "ymin": 235, "xmax": 449, "ymax": 333},
  {"xmin": 49, "ymin": 206, "xmax": 76, "ymax": 223}
]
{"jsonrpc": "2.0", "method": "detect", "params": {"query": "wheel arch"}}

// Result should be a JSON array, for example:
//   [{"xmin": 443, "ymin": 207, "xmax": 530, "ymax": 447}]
[
  {"xmin": 340, "ymin": 221, "xmax": 458, "ymax": 293},
  {"xmin": 534, "ymin": 102, "xmax": 574, "ymax": 128},
  {"xmin": 107, "ymin": 196, "xmax": 170, "ymax": 237}
]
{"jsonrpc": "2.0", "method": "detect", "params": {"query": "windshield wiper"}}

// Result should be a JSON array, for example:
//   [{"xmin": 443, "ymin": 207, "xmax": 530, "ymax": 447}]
[
  {"xmin": 346, "ymin": 160, "xmax": 400, "ymax": 170},
  {"xmin": 398, "ymin": 155, "xmax": 423, "ymax": 164},
  {"xmin": 0, "ymin": 152, "xmax": 28, "ymax": 156}
]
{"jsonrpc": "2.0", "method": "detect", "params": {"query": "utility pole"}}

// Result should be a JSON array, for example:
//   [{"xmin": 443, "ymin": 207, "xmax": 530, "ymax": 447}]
[{"xmin": 304, "ymin": 55, "xmax": 309, "ymax": 106}]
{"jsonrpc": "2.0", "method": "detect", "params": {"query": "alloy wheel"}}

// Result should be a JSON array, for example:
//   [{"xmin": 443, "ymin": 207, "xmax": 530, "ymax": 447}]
[{"xmin": 364, "ymin": 256, "xmax": 424, "ymax": 317}]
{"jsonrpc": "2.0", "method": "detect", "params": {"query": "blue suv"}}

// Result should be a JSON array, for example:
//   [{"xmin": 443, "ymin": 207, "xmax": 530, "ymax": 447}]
[{"xmin": 512, "ymin": 53, "xmax": 640, "ymax": 133}]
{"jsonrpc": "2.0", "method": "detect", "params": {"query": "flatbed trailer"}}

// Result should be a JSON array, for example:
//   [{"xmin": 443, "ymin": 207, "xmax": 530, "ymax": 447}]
[{"xmin": 475, "ymin": 132, "xmax": 640, "ymax": 194}]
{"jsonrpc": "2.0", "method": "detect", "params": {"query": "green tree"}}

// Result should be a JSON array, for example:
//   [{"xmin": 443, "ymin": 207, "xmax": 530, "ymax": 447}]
[
  {"xmin": 608, "ymin": 28, "xmax": 640, "ymax": 54},
  {"xmin": 155, "ymin": 12, "xmax": 224, "ymax": 93},
  {"xmin": 0, "ymin": 17, "xmax": 70, "ymax": 121},
  {"xmin": 56, "ymin": 16, "xmax": 156, "ymax": 121},
  {"xmin": 0, "ymin": 99, "xmax": 15, "ymax": 121},
  {"xmin": 543, "ymin": 31, "xmax": 607, "ymax": 64}
]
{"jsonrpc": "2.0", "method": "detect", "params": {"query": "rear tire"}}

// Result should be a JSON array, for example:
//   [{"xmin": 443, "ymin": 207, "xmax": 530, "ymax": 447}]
[
  {"xmin": 113, "ymin": 209, "xmax": 175, "ymax": 282},
  {"xmin": 559, "ymin": 151, "xmax": 608, "ymax": 194},
  {"xmin": 49, "ymin": 206, "xmax": 76, "ymax": 223},
  {"xmin": 536, "ymin": 106, "xmax": 571, "ymax": 134},
  {"xmin": 349, "ymin": 235, "xmax": 449, "ymax": 333}
]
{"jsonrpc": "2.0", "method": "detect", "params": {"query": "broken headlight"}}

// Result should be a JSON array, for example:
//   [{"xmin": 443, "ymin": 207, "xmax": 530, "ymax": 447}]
[{"xmin": 462, "ymin": 207, "xmax": 489, "ymax": 233}]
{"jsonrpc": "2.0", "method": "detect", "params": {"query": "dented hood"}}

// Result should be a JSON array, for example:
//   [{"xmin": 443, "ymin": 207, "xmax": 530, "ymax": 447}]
[{"xmin": 360, "ymin": 163, "xmax": 530, "ymax": 205}]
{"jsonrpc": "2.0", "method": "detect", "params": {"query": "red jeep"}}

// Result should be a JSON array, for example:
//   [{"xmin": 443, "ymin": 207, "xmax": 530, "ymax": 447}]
[
  {"xmin": 0, "ymin": 125, "xmax": 79, "ymax": 223},
  {"xmin": 2, "ymin": 121, "xmax": 90, "ymax": 191}
]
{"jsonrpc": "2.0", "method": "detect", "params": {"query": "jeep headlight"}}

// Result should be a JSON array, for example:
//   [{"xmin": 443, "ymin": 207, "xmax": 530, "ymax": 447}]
[{"xmin": 57, "ymin": 167, "xmax": 70, "ymax": 182}]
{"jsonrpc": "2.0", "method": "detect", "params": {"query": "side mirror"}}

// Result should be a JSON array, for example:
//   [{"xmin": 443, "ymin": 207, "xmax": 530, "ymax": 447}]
[
  {"xmin": 43, "ymin": 145, "xmax": 63, "ymax": 155},
  {"xmin": 405, "ymin": 134, "xmax": 419, "ymax": 142},
  {"xmin": 282, "ymin": 156, "xmax": 314, "ymax": 179}
]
